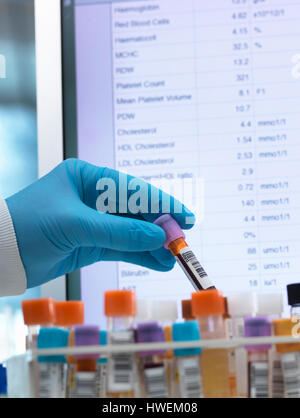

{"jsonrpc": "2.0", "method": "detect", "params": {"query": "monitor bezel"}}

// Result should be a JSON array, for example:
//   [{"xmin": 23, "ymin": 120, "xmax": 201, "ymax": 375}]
[{"xmin": 34, "ymin": 0, "xmax": 66, "ymax": 300}]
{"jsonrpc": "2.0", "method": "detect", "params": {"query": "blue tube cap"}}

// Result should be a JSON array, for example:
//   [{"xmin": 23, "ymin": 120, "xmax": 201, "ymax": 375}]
[
  {"xmin": 37, "ymin": 328, "xmax": 69, "ymax": 363},
  {"xmin": 172, "ymin": 321, "xmax": 201, "ymax": 357},
  {"xmin": 98, "ymin": 330, "xmax": 107, "ymax": 364},
  {"xmin": 100, "ymin": 330, "xmax": 107, "ymax": 346},
  {"xmin": 0, "ymin": 364, "xmax": 7, "ymax": 395}
]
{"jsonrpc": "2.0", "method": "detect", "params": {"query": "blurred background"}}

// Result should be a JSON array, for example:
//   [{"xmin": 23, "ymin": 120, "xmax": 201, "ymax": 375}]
[{"xmin": 0, "ymin": 0, "xmax": 40, "ymax": 362}]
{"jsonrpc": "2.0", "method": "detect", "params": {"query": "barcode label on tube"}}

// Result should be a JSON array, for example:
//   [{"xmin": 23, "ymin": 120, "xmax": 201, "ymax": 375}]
[
  {"xmin": 270, "ymin": 358, "xmax": 284, "ymax": 398},
  {"xmin": 178, "ymin": 247, "xmax": 213, "ymax": 289},
  {"xmin": 250, "ymin": 362, "xmax": 269, "ymax": 398},
  {"xmin": 38, "ymin": 363, "xmax": 65, "ymax": 398},
  {"xmin": 108, "ymin": 330, "xmax": 135, "ymax": 393},
  {"xmin": 71, "ymin": 372, "xmax": 97, "ymax": 398},
  {"xmin": 178, "ymin": 357, "xmax": 203, "ymax": 398},
  {"xmin": 144, "ymin": 365, "xmax": 168, "ymax": 398},
  {"xmin": 233, "ymin": 317, "xmax": 245, "ymax": 338},
  {"xmin": 96, "ymin": 363, "xmax": 107, "ymax": 398},
  {"xmin": 281, "ymin": 352, "xmax": 300, "ymax": 398}
]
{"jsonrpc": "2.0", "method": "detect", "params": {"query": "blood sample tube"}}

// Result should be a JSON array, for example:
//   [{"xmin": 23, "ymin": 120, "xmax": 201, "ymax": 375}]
[
  {"xmin": 71, "ymin": 325, "xmax": 100, "ymax": 398},
  {"xmin": 154, "ymin": 214, "xmax": 214, "ymax": 291},
  {"xmin": 135, "ymin": 322, "xmax": 168, "ymax": 398},
  {"xmin": 172, "ymin": 321, "xmax": 203, "ymax": 398},
  {"xmin": 22, "ymin": 298, "xmax": 55, "ymax": 350},
  {"xmin": 150, "ymin": 300, "xmax": 178, "ymax": 396},
  {"xmin": 105, "ymin": 290, "xmax": 136, "ymax": 398},
  {"xmin": 37, "ymin": 327, "xmax": 69, "ymax": 397},
  {"xmin": 53, "ymin": 301, "xmax": 85, "ymax": 397},
  {"xmin": 273, "ymin": 318, "xmax": 300, "ymax": 398},
  {"xmin": 244, "ymin": 316, "xmax": 272, "ymax": 398},
  {"xmin": 256, "ymin": 293, "xmax": 284, "ymax": 398},
  {"xmin": 227, "ymin": 292, "xmax": 257, "ymax": 398},
  {"xmin": 96, "ymin": 330, "xmax": 107, "ymax": 398},
  {"xmin": 191, "ymin": 289, "xmax": 231, "ymax": 398},
  {"xmin": 21, "ymin": 298, "xmax": 55, "ymax": 397}
]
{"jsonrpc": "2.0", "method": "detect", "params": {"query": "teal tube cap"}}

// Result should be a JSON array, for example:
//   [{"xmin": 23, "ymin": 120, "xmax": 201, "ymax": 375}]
[
  {"xmin": 172, "ymin": 321, "xmax": 201, "ymax": 357},
  {"xmin": 98, "ymin": 330, "xmax": 107, "ymax": 364},
  {"xmin": 37, "ymin": 327, "xmax": 69, "ymax": 363}
]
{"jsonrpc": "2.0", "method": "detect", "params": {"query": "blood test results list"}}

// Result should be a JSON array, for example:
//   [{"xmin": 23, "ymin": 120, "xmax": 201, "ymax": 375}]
[{"xmin": 94, "ymin": 0, "xmax": 300, "ymax": 300}]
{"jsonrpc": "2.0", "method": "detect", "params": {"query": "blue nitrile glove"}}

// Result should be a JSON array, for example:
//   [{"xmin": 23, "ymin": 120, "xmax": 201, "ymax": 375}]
[{"xmin": 6, "ymin": 159, "xmax": 195, "ymax": 288}]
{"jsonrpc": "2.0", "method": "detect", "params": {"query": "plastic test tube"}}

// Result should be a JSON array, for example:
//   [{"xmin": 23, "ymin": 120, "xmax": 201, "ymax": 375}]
[
  {"xmin": 191, "ymin": 289, "xmax": 231, "ymax": 398},
  {"xmin": 222, "ymin": 297, "xmax": 236, "ymax": 397},
  {"xmin": 136, "ymin": 299, "xmax": 152, "ymax": 324},
  {"xmin": 21, "ymin": 298, "xmax": 56, "ymax": 398},
  {"xmin": 244, "ymin": 316, "xmax": 272, "ymax": 398},
  {"xmin": 105, "ymin": 290, "xmax": 136, "ymax": 398},
  {"xmin": 172, "ymin": 321, "xmax": 203, "ymax": 398},
  {"xmin": 22, "ymin": 298, "xmax": 55, "ymax": 350},
  {"xmin": 96, "ymin": 330, "xmax": 108, "ymax": 398},
  {"xmin": 273, "ymin": 318, "xmax": 300, "ymax": 398},
  {"xmin": 71, "ymin": 325, "xmax": 100, "ymax": 398},
  {"xmin": 287, "ymin": 283, "xmax": 300, "ymax": 319},
  {"xmin": 154, "ymin": 215, "xmax": 214, "ymax": 291},
  {"xmin": 133, "ymin": 299, "xmax": 152, "ymax": 398},
  {"xmin": 227, "ymin": 292, "xmax": 257, "ymax": 398},
  {"xmin": 255, "ymin": 293, "xmax": 284, "ymax": 398},
  {"xmin": 36, "ymin": 327, "xmax": 69, "ymax": 398},
  {"xmin": 53, "ymin": 301, "xmax": 85, "ymax": 397},
  {"xmin": 256, "ymin": 293, "xmax": 283, "ymax": 321},
  {"xmin": 136, "ymin": 322, "xmax": 168, "ymax": 398},
  {"xmin": 150, "ymin": 300, "xmax": 178, "ymax": 396},
  {"xmin": 151, "ymin": 300, "xmax": 178, "ymax": 336}
]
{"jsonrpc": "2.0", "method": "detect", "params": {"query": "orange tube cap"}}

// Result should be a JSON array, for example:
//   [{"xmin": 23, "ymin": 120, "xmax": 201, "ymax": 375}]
[
  {"xmin": 191, "ymin": 289, "xmax": 225, "ymax": 317},
  {"xmin": 54, "ymin": 301, "xmax": 84, "ymax": 327},
  {"xmin": 104, "ymin": 290, "xmax": 136, "ymax": 317},
  {"xmin": 22, "ymin": 298, "xmax": 55, "ymax": 326}
]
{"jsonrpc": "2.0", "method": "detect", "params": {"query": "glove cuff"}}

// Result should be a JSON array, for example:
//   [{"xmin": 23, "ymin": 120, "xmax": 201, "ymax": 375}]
[{"xmin": 0, "ymin": 198, "xmax": 26, "ymax": 296}]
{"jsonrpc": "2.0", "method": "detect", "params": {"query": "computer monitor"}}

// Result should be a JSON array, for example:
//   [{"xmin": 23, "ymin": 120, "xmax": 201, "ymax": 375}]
[
  {"xmin": 0, "ymin": 0, "xmax": 65, "ymax": 361},
  {"xmin": 61, "ymin": 0, "xmax": 300, "ymax": 327}
]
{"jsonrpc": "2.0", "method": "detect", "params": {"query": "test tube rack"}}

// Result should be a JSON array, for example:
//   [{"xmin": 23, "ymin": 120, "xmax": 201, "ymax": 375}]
[
  {"xmin": 27, "ymin": 334, "xmax": 300, "ymax": 357},
  {"xmin": 4, "ymin": 335, "xmax": 300, "ymax": 398}
]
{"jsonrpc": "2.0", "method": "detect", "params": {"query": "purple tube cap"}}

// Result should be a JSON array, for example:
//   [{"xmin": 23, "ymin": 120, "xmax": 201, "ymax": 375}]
[
  {"xmin": 136, "ymin": 322, "xmax": 166, "ymax": 357},
  {"xmin": 154, "ymin": 215, "xmax": 185, "ymax": 249},
  {"xmin": 244, "ymin": 316, "xmax": 272, "ymax": 351},
  {"xmin": 74, "ymin": 325, "xmax": 100, "ymax": 360}
]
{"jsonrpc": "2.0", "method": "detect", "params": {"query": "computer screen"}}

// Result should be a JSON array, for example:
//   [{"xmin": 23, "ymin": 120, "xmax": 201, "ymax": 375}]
[
  {"xmin": 0, "ymin": 0, "xmax": 40, "ymax": 361},
  {"xmin": 62, "ymin": 0, "xmax": 300, "ymax": 326}
]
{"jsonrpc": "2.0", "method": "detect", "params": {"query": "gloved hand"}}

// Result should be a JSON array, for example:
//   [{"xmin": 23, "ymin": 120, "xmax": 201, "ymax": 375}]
[{"xmin": 6, "ymin": 159, "xmax": 195, "ymax": 288}]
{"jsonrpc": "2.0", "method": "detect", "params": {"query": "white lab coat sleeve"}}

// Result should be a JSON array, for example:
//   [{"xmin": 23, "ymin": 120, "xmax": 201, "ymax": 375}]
[{"xmin": 0, "ymin": 198, "xmax": 27, "ymax": 296}]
